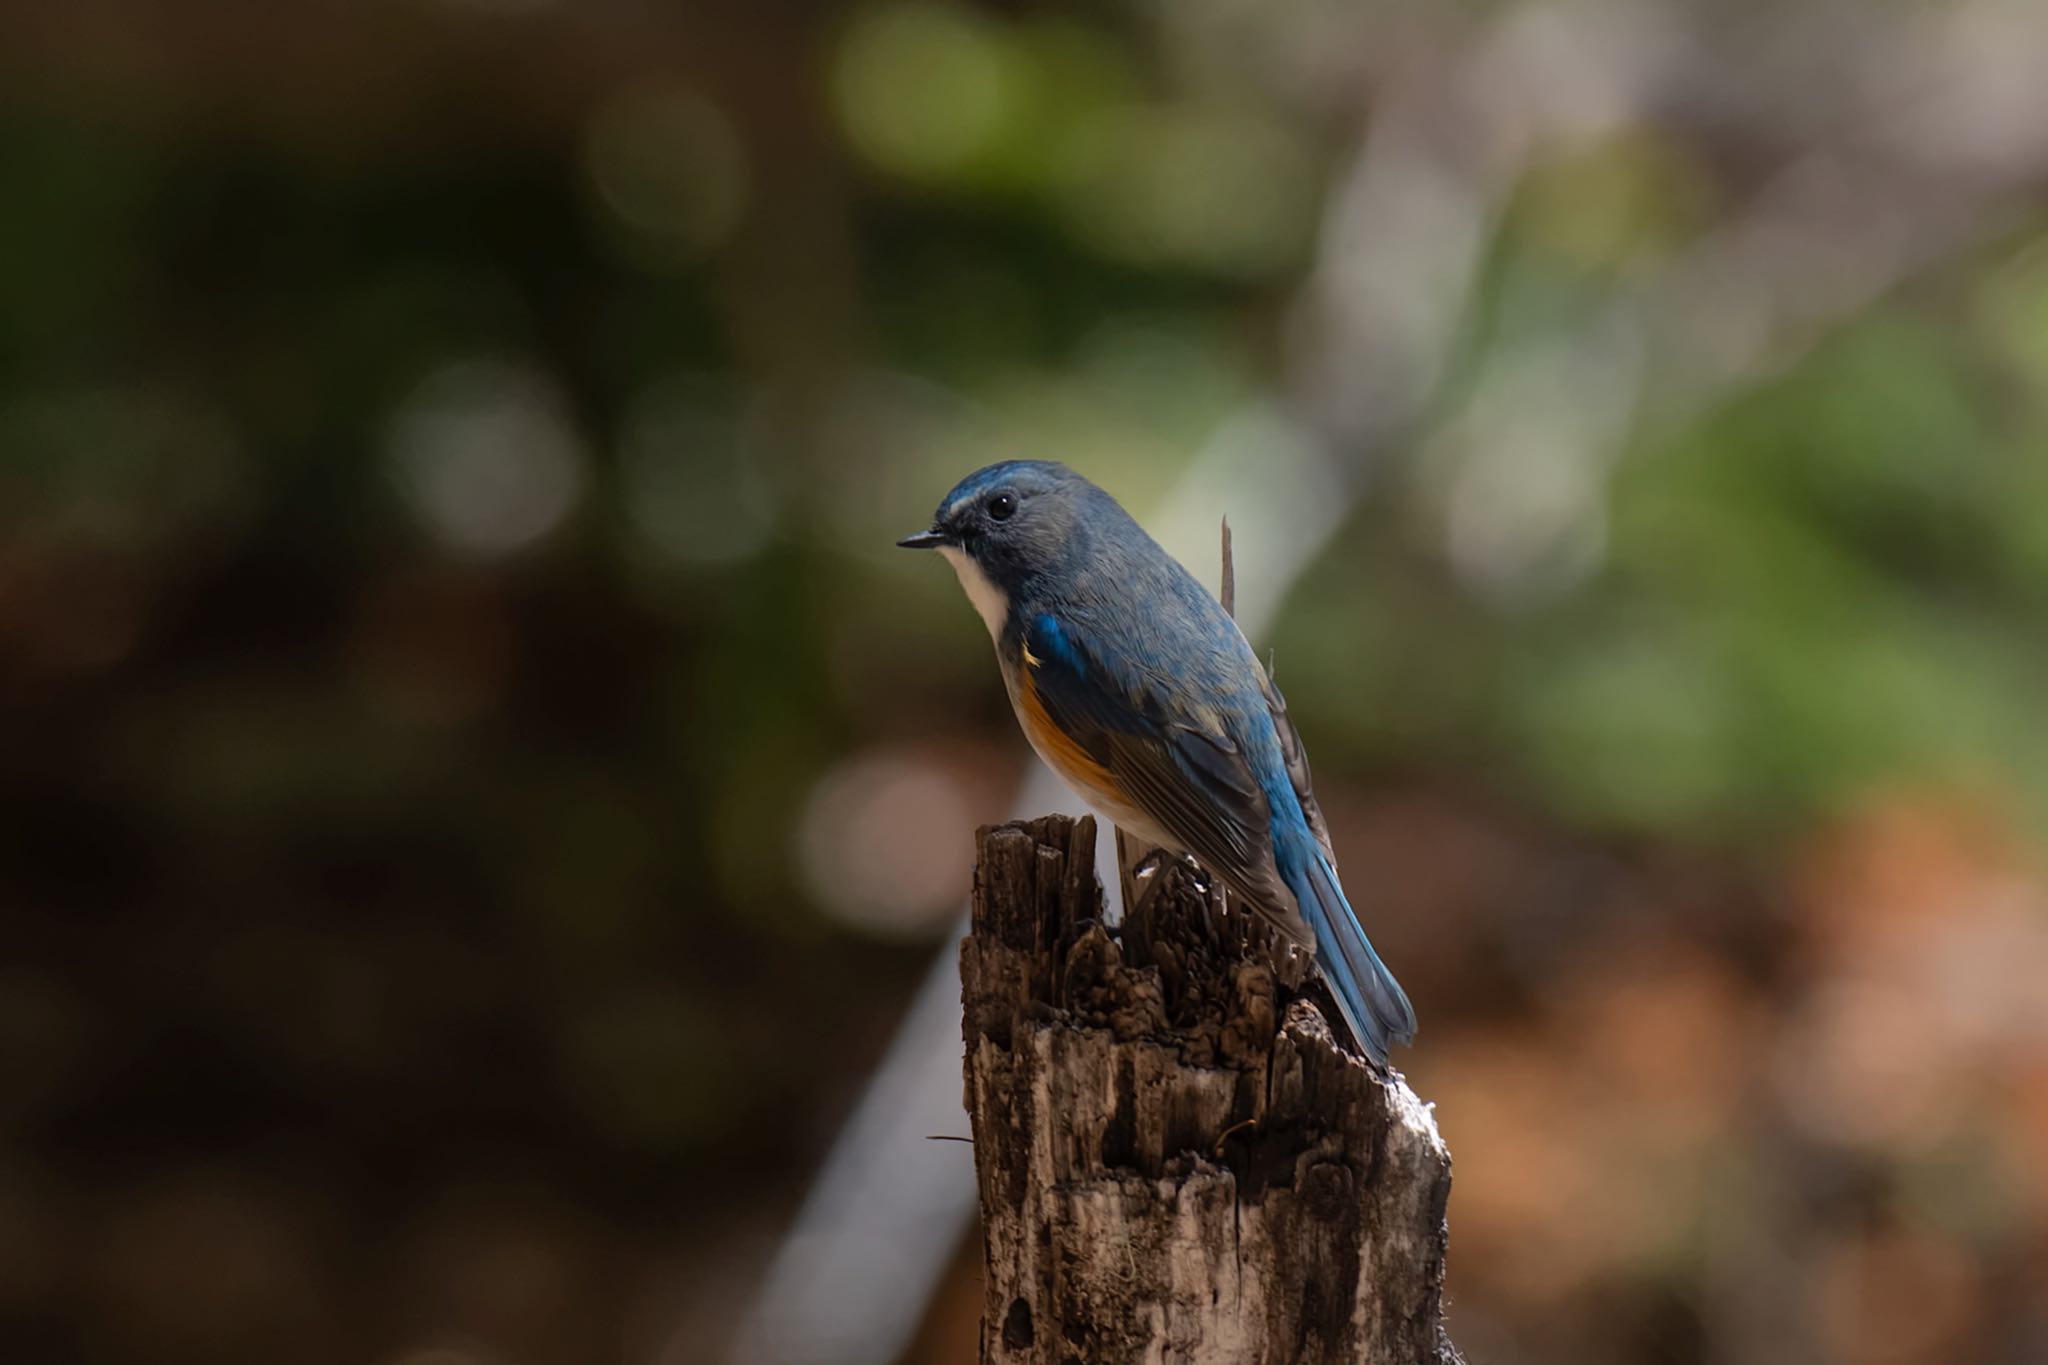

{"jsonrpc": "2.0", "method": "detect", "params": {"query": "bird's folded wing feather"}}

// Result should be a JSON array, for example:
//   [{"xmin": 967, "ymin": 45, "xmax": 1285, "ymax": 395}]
[
  {"xmin": 1258, "ymin": 667, "xmax": 1335, "ymax": 864},
  {"xmin": 1021, "ymin": 613, "xmax": 1293, "ymax": 920}
]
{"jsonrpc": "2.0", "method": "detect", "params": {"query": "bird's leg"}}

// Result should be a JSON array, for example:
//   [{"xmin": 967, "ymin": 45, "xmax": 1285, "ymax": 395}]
[
  {"xmin": 1115, "ymin": 828, "xmax": 1177, "ymax": 922},
  {"xmin": 1126, "ymin": 848, "xmax": 1183, "ymax": 916}
]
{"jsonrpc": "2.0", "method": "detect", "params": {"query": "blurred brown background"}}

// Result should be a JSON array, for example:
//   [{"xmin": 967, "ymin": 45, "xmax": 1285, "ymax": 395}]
[{"xmin": 5, "ymin": 1, "xmax": 2048, "ymax": 1363}]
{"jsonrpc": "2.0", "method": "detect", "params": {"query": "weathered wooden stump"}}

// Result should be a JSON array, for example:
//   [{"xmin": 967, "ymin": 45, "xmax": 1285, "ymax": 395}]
[{"xmin": 961, "ymin": 814, "xmax": 1459, "ymax": 1365}]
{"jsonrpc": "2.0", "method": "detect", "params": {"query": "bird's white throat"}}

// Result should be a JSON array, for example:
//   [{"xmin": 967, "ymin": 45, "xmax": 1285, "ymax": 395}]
[{"xmin": 937, "ymin": 545, "xmax": 1009, "ymax": 641}]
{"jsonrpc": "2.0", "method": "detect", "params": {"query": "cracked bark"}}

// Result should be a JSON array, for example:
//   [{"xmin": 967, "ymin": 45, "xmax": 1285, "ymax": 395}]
[{"xmin": 961, "ymin": 814, "xmax": 1459, "ymax": 1365}]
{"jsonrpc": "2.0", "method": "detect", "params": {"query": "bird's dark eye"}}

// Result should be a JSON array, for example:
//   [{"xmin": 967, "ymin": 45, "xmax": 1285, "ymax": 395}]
[{"xmin": 986, "ymin": 493, "xmax": 1016, "ymax": 521}]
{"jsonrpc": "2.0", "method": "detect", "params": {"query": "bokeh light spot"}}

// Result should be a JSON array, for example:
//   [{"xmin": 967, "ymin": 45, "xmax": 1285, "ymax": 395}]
[
  {"xmin": 387, "ymin": 360, "xmax": 587, "ymax": 559},
  {"xmin": 584, "ymin": 84, "xmax": 747, "ymax": 269},
  {"xmin": 798, "ymin": 749, "xmax": 977, "ymax": 937},
  {"xmin": 1053, "ymin": 106, "xmax": 1320, "ymax": 277},
  {"xmin": 833, "ymin": 3, "xmax": 1025, "ymax": 183}
]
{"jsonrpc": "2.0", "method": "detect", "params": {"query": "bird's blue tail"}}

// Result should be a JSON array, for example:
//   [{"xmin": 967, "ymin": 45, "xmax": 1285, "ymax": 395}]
[{"xmin": 1281, "ymin": 844, "xmax": 1416, "ymax": 1065}]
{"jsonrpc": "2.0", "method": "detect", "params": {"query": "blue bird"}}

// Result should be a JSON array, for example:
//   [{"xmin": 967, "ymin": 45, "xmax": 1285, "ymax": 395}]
[{"xmin": 900, "ymin": 460, "xmax": 1416, "ymax": 1065}]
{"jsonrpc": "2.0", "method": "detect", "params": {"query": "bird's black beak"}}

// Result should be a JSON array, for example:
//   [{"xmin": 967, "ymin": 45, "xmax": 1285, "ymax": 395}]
[{"xmin": 896, "ymin": 528, "xmax": 953, "ymax": 550}]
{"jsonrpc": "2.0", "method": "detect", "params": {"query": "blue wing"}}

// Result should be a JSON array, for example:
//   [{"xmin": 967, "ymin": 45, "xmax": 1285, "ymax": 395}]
[
  {"xmin": 1257, "ymin": 670, "xmax": 1417, "ymax": 1062},
  {"xmin": 1268, "ymin": 815, "xmax": 1418, "ymax": 1065},
  {"xmin": 1019, "ymin": 612, "xmax": 1292, "ymax": 914},
  {"xmin": 1022, "ymin": 609, "xmax": 1417, "ymax": 1064}
]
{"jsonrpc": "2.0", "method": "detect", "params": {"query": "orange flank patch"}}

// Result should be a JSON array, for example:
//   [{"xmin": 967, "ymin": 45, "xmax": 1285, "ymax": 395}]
[{"xmin": 1016, "ymin": 663, "xmax": 1125, "ymax": 810}]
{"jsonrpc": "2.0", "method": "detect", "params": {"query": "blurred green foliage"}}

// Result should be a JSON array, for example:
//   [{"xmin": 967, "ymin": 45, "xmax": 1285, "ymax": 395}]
[
  {"xmin": 1279, "ymin": 255, "xmax": 2048, "ymax": 838},
  {"xmin": 5, "ymin": 2, "xmax": 2048, "ymax": 1364}
]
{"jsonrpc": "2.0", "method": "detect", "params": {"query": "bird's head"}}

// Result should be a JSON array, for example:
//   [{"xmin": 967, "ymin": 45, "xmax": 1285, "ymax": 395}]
[{"xmin": 898, "ymin": 460, "xmax": 1093, "ymax": 633}]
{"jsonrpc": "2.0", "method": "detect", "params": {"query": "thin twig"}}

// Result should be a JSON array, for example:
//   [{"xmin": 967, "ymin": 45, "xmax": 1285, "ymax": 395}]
[{"xmin": 1220, "ymin": 516, "xmax": 1235, "ymax": 618}]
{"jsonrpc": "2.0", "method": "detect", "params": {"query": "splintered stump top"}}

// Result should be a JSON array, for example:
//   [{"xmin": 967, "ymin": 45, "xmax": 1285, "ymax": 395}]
[{"xmin": 960, "ymin": 814, "xmax": 1458, "ymax": 1365}]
